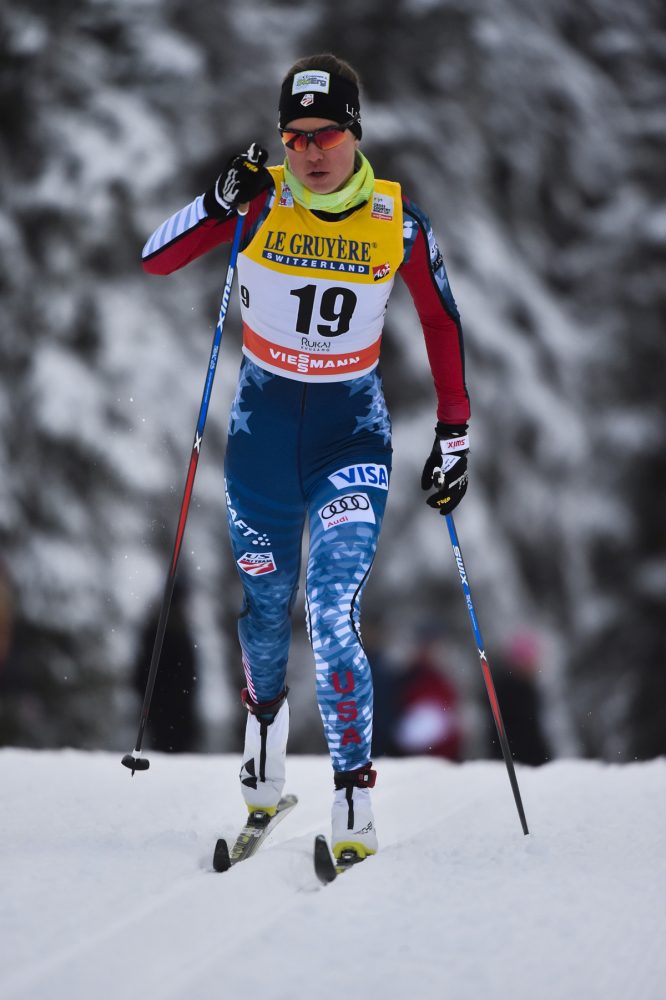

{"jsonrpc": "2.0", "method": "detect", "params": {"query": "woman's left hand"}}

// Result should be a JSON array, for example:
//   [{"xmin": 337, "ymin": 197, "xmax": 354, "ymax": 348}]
[{"xmin": 421, "ymin": 424, "xmax": 469, "ymax": 515}]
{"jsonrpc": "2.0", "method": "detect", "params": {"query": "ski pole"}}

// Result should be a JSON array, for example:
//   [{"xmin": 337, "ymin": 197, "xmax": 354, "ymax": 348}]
[
  {"xmin": 122, "ymin": 211, "xmax": 246, "ymax": 775},
  {"xmin": 445, "ymin": 513, "xmax": 529, "ymax": 834}
]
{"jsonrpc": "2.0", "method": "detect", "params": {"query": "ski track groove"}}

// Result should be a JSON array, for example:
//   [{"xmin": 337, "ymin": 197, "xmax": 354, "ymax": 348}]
[
  {"xmin": 1, "ymin": 766, "xmax": 482, "ymax": 999},
  {"xmin": 2, "ymin": 754, "xmax": 665, "ymax": 1000},
  {"xmin": 117, "ymin": 767, "xmax": 490, "ymax": 1000},
  {"xmin": 1, "ymin": 847, "xmax": 310, "ymax": 999},
  {"xmin": 0, "ymin": 868, "xmax": 208, "ymax": 999}
]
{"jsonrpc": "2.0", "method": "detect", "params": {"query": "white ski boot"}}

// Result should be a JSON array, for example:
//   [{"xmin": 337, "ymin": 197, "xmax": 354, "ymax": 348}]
[
  {"xmin": 331, "ymin": 765, "xmax": 378, "ymax": 859},
  {"xmin": 239, "ymin": 689, "xmax": 289, "ymax": 815}
]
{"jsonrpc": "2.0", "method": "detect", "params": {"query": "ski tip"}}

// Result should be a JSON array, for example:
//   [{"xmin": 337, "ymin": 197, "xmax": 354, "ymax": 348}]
[
  {"xmin": 213, "ymin": 838, "xmax": 232, "ymax": 873},
  {"xmin": 313, "ymin": 834, "xmax": 337, "ymax": 885}
]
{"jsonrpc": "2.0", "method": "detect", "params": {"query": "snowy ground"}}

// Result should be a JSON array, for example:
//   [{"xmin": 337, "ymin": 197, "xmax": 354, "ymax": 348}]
[{"xmin": 1, "ymin": 751, "xmax": 664, "ymax": 1000}]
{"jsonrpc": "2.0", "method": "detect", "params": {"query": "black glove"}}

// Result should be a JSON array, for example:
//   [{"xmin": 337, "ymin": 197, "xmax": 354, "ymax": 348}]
[
  {"xmin": 421, "ymin": 422, "xmax": 469, "ymax": 515},
  {"xmin": 203, "ymin": 142, "xmax": 272, "ymax": 217}
]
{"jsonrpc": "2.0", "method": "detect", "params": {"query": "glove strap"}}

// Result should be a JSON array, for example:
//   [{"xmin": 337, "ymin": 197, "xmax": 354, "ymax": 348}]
[{"xmin": 439, "ymin": 432, "xmax": 469, "ymax": 454}]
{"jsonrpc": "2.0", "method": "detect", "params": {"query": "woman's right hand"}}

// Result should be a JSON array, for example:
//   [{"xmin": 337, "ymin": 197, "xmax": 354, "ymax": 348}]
[{"xmin": 204, "ymin": 143, "xmax": 273, "ymax": 218}]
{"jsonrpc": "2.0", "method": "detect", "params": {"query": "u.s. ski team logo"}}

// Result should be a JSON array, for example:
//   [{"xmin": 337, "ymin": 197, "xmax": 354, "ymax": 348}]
[
  {"xmin": 278, "ymin": 183, "xmax": 294, "ymax": 208},
  {"xmin": 328, "ymin": 464, "xmax": 389, "ymax": 490},
  {"xmin": 237, "ymin": 552, "xmax": 277, "ymax": 576}
]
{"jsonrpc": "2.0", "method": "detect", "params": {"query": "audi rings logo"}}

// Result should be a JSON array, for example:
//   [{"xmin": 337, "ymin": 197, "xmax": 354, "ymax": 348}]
[
  {"xmin": 318, "ymin": 492, "xmax": 376, "ymax": 531},
  {"xmin": 321, "ymin": 494, "xmax": 370, "ymax": 519}
]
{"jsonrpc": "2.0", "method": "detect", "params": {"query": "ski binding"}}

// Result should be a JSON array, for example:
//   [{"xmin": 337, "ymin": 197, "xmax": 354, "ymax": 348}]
[
  {"xmin": 313, "ymin": 834, "xmax": 366, "ymax": 884},
  {"xmin": 213, "ymin": 793, "xmax": 298, "ymax": 872}
]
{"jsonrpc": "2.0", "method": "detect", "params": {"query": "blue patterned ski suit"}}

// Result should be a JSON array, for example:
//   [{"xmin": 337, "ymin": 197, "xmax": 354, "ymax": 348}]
[
  {"xmin": 225, "ymin": 357, "xmax": 391, "ymax": 769},
  {"xmin": 142, "ymin": 173, "xmax": 469, "ymax": 773}
]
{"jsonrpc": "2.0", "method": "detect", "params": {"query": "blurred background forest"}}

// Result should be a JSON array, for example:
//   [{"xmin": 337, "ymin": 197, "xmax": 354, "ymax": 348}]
[{"xmin": 0, "ymin": 0, "xmax": 664, "ymax": 762}]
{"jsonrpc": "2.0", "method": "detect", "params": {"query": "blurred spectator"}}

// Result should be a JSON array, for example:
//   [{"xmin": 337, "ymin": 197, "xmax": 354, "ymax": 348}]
[
  {"xmin": 364, "ymin": 615, "xmax": 401, "ymax": 757},
  {"xmin": 488, "ymin": 629, "xmax": 551, "ymax": 765},
  {"xmin": 394, "ymin": 628, "xmax": 463, "ymax": 760},
  {"xmin": 0, "ymin": 559, "xmax": 14, "ymax": 672},
  {"xmin": 133, "ymin": 575, "xmax": 200, "ymax": 752},
  {"xmin": 0, "ymin": 560, "xmax": 24, "ymax": 747}
]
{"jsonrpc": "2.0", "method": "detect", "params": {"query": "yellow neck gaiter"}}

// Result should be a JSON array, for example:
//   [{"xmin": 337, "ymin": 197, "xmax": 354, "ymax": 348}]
[{"xmin": 283, "ymin": 152, "xmax": 375, "ymax": 214}]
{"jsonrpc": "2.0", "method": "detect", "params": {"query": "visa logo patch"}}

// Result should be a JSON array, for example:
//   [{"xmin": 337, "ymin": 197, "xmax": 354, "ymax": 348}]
[{"xmin": 328, "ymin": 464, "xmax": 389, "ymax": 491}]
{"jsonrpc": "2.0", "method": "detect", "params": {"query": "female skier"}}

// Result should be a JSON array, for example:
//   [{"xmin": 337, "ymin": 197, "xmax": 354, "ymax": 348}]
[{"xmin": 142, "ymin": 53, "xmax": 470, "ymax": 861}]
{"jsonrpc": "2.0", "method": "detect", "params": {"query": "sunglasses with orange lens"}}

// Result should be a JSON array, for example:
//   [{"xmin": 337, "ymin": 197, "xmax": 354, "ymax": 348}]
[{"xmin": 279, "ymin": 120, "xmax": 356, "ymax": 152}]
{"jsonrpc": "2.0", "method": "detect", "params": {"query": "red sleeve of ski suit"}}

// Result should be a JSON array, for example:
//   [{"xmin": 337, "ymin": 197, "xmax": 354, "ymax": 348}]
[
  {"xmin": 141, "ymin": 194, "xmax": 268, "ymax": 275},
  {"xmin": 399, "ymin": 197, "xmax": 470, "ymax": 425}
]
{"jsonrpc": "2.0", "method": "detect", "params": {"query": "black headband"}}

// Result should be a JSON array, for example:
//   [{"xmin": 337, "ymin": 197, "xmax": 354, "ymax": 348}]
[{"xmin": 278, "ymin": 69, "xmax": 362, "ymax": 139}]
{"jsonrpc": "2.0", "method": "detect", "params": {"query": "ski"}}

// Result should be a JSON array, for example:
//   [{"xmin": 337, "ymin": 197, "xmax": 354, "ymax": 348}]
[
  {"xmin": 212, "ymin": 794, "xmax": 298, "ymax": 872},
  {"xmin": 313, "ymin": 834, "xmax": 367, "ymax": 884}
]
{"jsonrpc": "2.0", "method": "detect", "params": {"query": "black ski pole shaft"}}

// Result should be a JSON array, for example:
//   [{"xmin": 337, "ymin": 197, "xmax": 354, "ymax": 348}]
[
  {"xmin": 445, "ymin": 514, "xmax": 529, "ymax": 835},
  {"xmin": 122, "ymin": 212, "xmax": 245, "ymax": 775}
]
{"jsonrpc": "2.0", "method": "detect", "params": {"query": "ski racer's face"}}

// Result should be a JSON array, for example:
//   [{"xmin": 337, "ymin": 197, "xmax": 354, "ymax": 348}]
[{"xmin": 282, "ymin": 117, "xmax": 359, "ymax": 195}]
